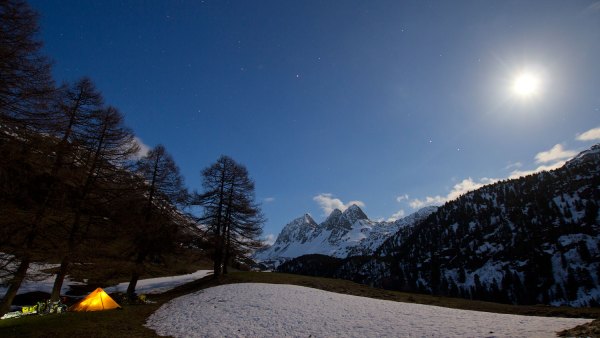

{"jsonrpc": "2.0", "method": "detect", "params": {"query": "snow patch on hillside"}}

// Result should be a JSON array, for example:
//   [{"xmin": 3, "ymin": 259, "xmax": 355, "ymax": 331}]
[
  {"xmin": 0, "ymin": 264, "xmax": 212, "ymax": 297},
  {"xmin": 145, "ymin": 283, "xmax": 592, "ymax": 337},
  {"xmin": 105, "ymin": 270, "xmax": 212, "ymax": 294},
  {"xmin": 0, "ymin": 262, "xmax": 85, "ymax": 296}
]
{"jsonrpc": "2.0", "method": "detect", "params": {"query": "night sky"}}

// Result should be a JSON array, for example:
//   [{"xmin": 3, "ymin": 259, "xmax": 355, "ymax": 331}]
[{"xmin": 29, "ymin": 0, "xmax": 600, "ymax": 241}]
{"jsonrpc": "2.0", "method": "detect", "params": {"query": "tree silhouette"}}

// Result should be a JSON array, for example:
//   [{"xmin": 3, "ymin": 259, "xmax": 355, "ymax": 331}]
[
  {"xmin": 49, "ymin": 106, "xmax": 139, "ymax": 301},
  {"xmin": 0, "ymin": 0, "xmax": 55, "ymax": 315},
  {"xmin": 125, "ymin": 144, "xmax": 188, "ymax": 298},
  {"xmin": 197, "ymin": 156, "xmax": 264, "ymax": 277},
  {"xmin": 0, "ymin": 0, "xmax": 53, "ymax": 129}
]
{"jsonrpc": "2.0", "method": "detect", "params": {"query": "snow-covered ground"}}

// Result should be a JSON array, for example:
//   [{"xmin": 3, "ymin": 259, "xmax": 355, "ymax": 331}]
[
  {"xmin": 0, "ymin": 262, "xmax": 86, "ymax": 296},
  {"xmin": 146, "ymin": 283, "xmax": 592, "ymax": 338},
  {"xmin": 0, "ymin": 262, "xmax": 212, "ymax": 297},
  {"xmin": 104, "ymin": 270, "xmax": 212, "ymax": 295}
]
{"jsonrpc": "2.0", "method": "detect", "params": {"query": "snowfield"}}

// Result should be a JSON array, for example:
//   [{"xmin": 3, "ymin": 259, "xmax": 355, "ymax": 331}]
[
  {"xmin": 104, "ymin": 270, "xmax": 213, "ymax": 294},
  {"xmin": 0, "ymin": 262, "xmax": 85, "ymax": 297},
  {"xmin": 145, "ymin": 283, "xmax": 592, "ymax": 337},
  {"xmin": 0, "ymin": 264, "xmax": 212, "ymax": 297}
]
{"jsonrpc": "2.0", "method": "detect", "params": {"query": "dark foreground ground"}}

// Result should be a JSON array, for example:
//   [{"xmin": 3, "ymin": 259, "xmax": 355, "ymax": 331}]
[{"xmin": 1, "ymin": 272, "xmax": 598, "ymax": 337}]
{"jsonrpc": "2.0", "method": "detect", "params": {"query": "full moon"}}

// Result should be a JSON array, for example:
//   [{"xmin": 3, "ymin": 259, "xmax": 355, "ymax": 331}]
[{"xmin": 512, "ymin": 72, "xmax": 540, "ymax": 98}]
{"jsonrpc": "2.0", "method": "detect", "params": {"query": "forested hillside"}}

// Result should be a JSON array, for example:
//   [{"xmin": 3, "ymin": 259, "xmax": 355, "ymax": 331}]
[
  {"xmin": 0, "ymin": 0, "xmax": 265, "ymax": 316},
  {"xmin": 280, "ymin": 145, "xmax": 600, "ymax": 306}
]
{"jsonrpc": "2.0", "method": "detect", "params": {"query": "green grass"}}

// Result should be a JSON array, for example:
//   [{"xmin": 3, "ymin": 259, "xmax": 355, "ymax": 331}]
[{"xmin": 1, "ymin": 272, "xmax": 599, "ymax": 337}]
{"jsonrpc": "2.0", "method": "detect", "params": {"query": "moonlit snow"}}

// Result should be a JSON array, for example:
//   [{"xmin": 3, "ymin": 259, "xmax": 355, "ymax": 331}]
[
  {"xmin": 145, "ymin": 283, "xmax": 592, "ymax": 337},
  {"xmin": 0, "ymin": 262, "xmax": 85, "ymax": 296},
  {"xmin": 0, "ymin": 265, "xmax": 212, "ymax": 297},
  {"xmin": 104, "ymin": 270, "xmax": 213, "ymax": 294}
]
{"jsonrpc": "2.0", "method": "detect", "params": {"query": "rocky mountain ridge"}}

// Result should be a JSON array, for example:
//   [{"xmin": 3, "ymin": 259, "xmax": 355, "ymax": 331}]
[{"xmin": 254, "ymin": 205, "xmax": 437, "ymax": 267}]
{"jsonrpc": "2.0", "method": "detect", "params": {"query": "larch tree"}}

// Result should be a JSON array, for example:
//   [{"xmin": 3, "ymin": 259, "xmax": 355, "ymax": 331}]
[
  {"xmin": 125, "ymin": 144, "xmax": 188, "ymax": 298},
  {"xmin": 0, "ymin": 0, "xmax": 53, "ymax": 129},
  {"xmin": 0, "ymin": 76, "xmax": 105, "ymax": 313},
  {"xmin": 221, "ymin": 163, "xmax": 265, "ymax": 274},
  {"xmin": 49, "ymin": 106, "xmax": 139, "ymax": 301},
  {"xmin": 0, "ymin": 0, "xmax": 55, "ymax": 315},
  {"xmin": 197, "ymin": 156, "xmax": 264, "ymax": 278}
]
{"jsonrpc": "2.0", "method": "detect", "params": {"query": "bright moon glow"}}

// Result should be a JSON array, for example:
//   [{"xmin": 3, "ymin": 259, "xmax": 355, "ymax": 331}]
[{"xmin": 512, "ymin": 73, "xmax": 540, "ymax": 98}]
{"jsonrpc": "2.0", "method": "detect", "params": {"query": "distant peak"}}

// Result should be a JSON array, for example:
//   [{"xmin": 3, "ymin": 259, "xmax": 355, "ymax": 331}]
[
  {"xmin": 303, "ymin": 213, "xmax": 316, "ymax": 223},
  {"xmin": 325, "ymin": 208, "xmax": 343, "ymax": 221},
  {"xmin": 346, "ymin": 204, "xmax": 362, "ymax": 211},
  {"xmin": 343, "ymin": 204, "xmax": 368, "ymax": 221},
  {"xmin": 286, "ymin": 213, "xmax": 316, "ymax": 227}
]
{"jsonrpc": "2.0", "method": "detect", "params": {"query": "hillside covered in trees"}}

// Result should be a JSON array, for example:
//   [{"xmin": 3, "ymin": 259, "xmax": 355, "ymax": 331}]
[
  {"xmin": 280, "ymin": 144, "xmax": 600, "ymax": 307},
  {"xmin": 0, "ymin": 0, "xmax": 264, "ymax": 316}
]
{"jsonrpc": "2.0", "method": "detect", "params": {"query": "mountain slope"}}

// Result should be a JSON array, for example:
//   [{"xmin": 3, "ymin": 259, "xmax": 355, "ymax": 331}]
[
  {"xmin": 374, "ymin": 144, "xmax": 600, "ymax": 306},
  {"xmin": 280, "ymin": 144, "xmax": 600, "ymax": 307}
]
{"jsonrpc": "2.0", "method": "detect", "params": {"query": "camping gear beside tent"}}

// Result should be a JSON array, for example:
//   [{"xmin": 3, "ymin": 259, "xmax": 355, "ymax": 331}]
[
  {"xmin": 68, "ymin": 288, "xmax": 121, "ymax": 312},
  {"xmin": 1, "ymin": 300, "xmax": 68, "ymax": 320}
]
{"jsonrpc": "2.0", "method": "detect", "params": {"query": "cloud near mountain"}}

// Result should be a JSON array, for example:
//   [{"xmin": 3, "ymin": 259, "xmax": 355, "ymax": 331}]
[{"xmin": 313, "ymin": 193, "xmax": 365, "ymax": 216}]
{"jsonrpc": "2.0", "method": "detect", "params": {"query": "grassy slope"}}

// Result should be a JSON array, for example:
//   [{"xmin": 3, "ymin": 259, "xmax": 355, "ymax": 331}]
[{"xmin": 1, "ymin": 272, "xmax": 599, "ymax": 337}]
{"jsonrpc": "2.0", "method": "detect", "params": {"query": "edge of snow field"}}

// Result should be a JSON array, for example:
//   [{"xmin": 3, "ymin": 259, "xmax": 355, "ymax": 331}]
[{"xmin": 145, "ymin": 283, "xmax": 593, "ymax": 338}]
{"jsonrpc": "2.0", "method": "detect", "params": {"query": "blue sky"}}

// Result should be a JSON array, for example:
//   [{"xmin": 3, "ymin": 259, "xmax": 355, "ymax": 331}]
[{"xmin": 29, "ymin": 0, "xmax": 600, "ymax": 241}]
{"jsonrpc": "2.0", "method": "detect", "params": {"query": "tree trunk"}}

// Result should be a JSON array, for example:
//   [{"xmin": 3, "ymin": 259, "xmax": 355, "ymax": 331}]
[
  {"xmin": 222, "ymin": 252, "xmax": 229, "ymax": 274},
  {"xmin": 223, "ymin": 224, "xmax": 231, "ymax": 274},
  {"xmin": 49, "ymin": 209, "xmax": 84, "ymax": 302},
  {"xmin": 50, "ymin": 255, "xmax": 70, "ymax": 301},
  {"xmin": 126, "ymin": 252, "xmax": 146, "ymax": 298},
  {"xmin": 126, "ymin": 270, "xmax": 140, "ymax": 299},
  {"xmin": 213, "ymin": 239, "xmax": 223, "ymax": 278},
  {"xmin": 212, "ymin": 168, "xmax": 227, "ymax": 278},
  {"xmin": 0, "ymin": 257, "xmax": 30, "ymax": 316},
  {"xmin": 222, "ymin": 178, "xmax": 235, "ymax": 275}
]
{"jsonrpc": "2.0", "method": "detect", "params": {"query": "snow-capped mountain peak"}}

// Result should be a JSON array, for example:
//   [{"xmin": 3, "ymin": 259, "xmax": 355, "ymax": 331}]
[
  {"xmin": 275, "ymin": 213, "xmax": 318, "ymax": 245},
  {"xmin": 322, "ymin": 208, "xmax": 343, "ymax": 229},
  {"xmin": 254, "ymin": 206, "xmax": 438, "ymax": 267},
  {"xmin": 343, "ymin": 204, "xmax": 368, "ymax": 223}
]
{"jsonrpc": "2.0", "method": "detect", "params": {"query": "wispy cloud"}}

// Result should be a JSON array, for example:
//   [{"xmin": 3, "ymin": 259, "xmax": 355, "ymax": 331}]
[
  {"xmin": 263, "ymin": 197, "xmax": 275, "ymax": 203},
  {"xmin": 387, "ymin": 209, "xmax": 406, "ymax": 222},
  {"xmin": 504, "ymin": 161, "xmax": 522, "ymax": 170},
  {"xmin": 132, "ymin": 136, "xmax": 151, "ymax": 159},
  {"xmin": 408, "ymin": 177, "xmax": 498, "ymax": 209},
  {"xmin": 402, "ymin": 128, "xmax": 593, "ymax": 210},
  {"xmin": 534, "ymin": 144, "xmax": 578, "ymax": 163},
  {"xmin": 509, "ymin": 161, "xmax": 567, "ymax": 179},
  {"xmin": 576, "ymin": 126, "xmax": 600, "ymax": 141},
  {"xmin": 502, "ymin": 143, "xmax": 579, "ymax": 178},
  {"xmin": 396, "ymin": 194, "xmax": 409, "ymax": 202},
  {"xmin": 262, "ymin": 234, "xmax": 276, "ymax": 246},
  {"xmin": 409, "ymin": 196, "xmax": 447, "ymax": 209},
  {"xmin": 584, "ymin": 1, "xmax": 600, "ymax": 13},
  {"xmin": 313, "ymin": 193, "xmax": 365, "ymax": 216}
]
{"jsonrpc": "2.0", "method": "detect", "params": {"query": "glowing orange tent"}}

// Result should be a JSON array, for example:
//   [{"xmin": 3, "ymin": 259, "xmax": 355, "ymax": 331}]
[{"xmin": 68, "ymin": 288, "xmax": 121, "ymax": 312}]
